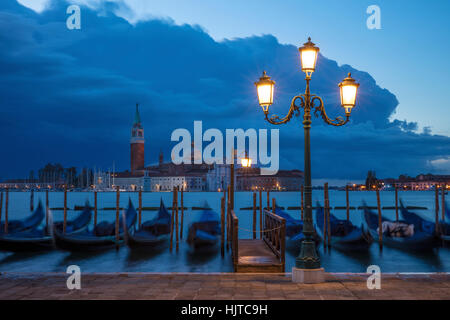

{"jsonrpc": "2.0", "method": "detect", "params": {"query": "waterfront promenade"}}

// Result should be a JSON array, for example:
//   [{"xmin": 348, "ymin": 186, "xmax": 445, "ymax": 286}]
[{"xmin": 0, "ymin": 272, "xmax": 449, "ymax": 300}]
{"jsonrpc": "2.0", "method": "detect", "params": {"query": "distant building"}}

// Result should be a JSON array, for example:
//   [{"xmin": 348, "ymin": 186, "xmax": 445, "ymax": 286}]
[
  {"xmin": 206, "ymin": 163, "xmax": 232, "ymax": 192},
  {"xmin": 236, "ymin": 168, "xmax": 304, "ymax": 191},
  {"xmin": 381, "ymin": 174, "xmax": 450, "ymax": 190},
  {"xmin": 130, "ymin": 104, "xmax": 145, "ymax": 174},
  {"xmin": 92, "ymin": 104, "xmax": 304, "ymax": 192}
]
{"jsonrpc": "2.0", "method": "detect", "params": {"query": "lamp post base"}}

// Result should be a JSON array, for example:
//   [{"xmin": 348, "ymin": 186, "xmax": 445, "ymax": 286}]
[{"xmin": 292, "ymin": 267, "xmax": 325, "ymax": 284}]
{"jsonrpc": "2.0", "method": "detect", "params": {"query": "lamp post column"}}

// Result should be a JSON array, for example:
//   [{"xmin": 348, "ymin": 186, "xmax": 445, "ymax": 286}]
[{"xmin": 296, "ymin": 81, "xmax": 320, "ymax": 269}]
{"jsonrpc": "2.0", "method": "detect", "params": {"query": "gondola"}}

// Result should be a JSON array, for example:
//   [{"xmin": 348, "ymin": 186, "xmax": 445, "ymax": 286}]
[
  {"xmin": 272, "ymin": 205, "xmax": 309, "ymax": 251},
  {"xmin": 124, "ymin": 198, "xmax": 171, "ymax": 248},
  {"xmin": 316, "ymin": 202, "xmax": 372, "ymax": 251},
  {"xmin": 0, "ymin": 201, "xmax": 45, "ymax": 235},
  {"xmin": 187, "ymin": 202, "xmax": 220, "ymax": 251},
  {"xmin": 437, "ymin": 202, "xmax": 450, "ymax": 243},
  {"xmin": 363, "ymin": 202, "xmax": 436, "ymax": 250},
  {"xmin": 400, "ymin": 200, "xmax": 436, "ymax": 235},
  {"xmin": 54, "ymin": 198, "xmax": 137, "ymax": 251},
  {"xmin": 0, "ymin": 202, "xmax": 92, "ymax": 251}
]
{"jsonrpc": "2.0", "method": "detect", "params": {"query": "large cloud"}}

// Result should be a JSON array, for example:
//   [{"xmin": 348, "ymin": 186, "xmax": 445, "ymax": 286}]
[{"xmin": 0, "ymin": 1, "xmax": 448, "ymax": 180}]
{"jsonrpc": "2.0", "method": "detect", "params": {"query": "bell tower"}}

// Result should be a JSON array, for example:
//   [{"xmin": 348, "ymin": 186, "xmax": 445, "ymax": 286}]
[{"xmin": 130, "ymin": 103, "xmax": 145, "ymax": 173}]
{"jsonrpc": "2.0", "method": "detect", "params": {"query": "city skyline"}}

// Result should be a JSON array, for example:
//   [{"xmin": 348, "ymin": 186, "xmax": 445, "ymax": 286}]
[{"xmin": 0, "ymin": 1, "xmax": 449, "ymax": 182}]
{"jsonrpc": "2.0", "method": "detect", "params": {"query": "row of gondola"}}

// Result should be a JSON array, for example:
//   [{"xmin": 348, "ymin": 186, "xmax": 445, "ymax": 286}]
[
  {"xmin": 277, "ymin": 200, "xmax": 450, "ymax": 252},
  {"xmin": 0, "ymin": 199, "xmax": 221, "ymax": 253},
  {"xmin": 0, "ymin": 198, "xmax": 448, "ymax": 254}
]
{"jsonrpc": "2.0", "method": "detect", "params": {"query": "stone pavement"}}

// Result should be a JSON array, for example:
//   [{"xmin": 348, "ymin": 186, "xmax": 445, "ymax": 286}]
[{"xmin": 0, "ymin": 272, "xmax": 449, "ymax": 300}]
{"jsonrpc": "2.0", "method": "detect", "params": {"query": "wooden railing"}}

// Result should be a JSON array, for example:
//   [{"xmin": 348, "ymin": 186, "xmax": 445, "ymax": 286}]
[{"xmin": 263, "ymin": 209, "xmax": 286, "ymax": 271}]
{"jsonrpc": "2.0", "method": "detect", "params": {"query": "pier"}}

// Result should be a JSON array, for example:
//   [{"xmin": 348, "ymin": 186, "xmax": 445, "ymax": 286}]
[{"xmin": 230, "ymin": 208, "xmax": 286, "ymax": 273}]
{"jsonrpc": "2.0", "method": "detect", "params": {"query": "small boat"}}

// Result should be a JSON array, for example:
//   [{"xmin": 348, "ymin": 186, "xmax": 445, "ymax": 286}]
[
  {"xmin": 315, "ymin": 202, "xmax": 372, "ymax": 251},
  {"xmin": 363, "ymin": 202, "xmax": 436, "ymax": 250},
  {"xmin": 124, "ymin": 198, "xmax": 171, "ymax": 248},
  {"xmin": 0, "ymin": 203, "xmax": 92, "ymax": 251},
  {"xmin": 187, "ymin": 202, "xmax": 220, "ymax": 251},
  {"xmin": 272, "ymin": 206, "xmax": 310, "ymax": 251},
  {"xmin": 400, "ymin": 200, "xmax": 436, "ymax": 235},
  {"xmin": 54, "ymin": 198, "xmax": 137, "ymax": 251},
  {"xmin": 438, "ymin": 202, "xmax": 450, "ymax": 243},
  {"xmin": 0, "ymin": 201, "xmax": 45, "ymax": 235}
]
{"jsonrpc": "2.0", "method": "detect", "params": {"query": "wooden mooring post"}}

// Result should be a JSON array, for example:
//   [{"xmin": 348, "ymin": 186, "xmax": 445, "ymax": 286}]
[
  {"xmin": 252, "ymin": 192, "xmax": 257, "ymax": 239},
  {"xmin": 442, "ymin": 185, "xmax": 446, "ymax": 221},
  {"xmin": 169, "ymin": 187, "xmax": 175, "ymax": 252},
  {"xmin": 230, "ymin": 162, "xmax": 235, "ymax": 210},
  {"xmin": 30, "ymin": 189, "xmax": 34, "ymax": 212},
  {"xmin": 259, "ymin": 189, "xmax": 262, "ymax": 239},
  {"xmin": 323, "ymin": 184, "xmax": 327, "ymax": 248},
  {"xmin": 4, "ymin": 188, "xmax": 8, "ymax": 234},
  {"xmin": 180, "ymin": 188, "xmax": 184, "ymax": 240},
  {"xmin": 63, "ymin": 185, "xmax": 68, "ymax": 234},
  {"xmin": 345, "ymin": 185, "xmax": 350, "ymax": 221},
  {"xmin": 115, "ymin": 186, "xmax": 120, "ymax": 250},
  {"xmin": 300, "ymin": 185, "xmax": 304, "ymax": 220},
  {"xmin": 175, "ymin": 187, "xmax": 179, "ymax": 252},
  {"xmin": 376, "ymin": 187, "xmax": 383, "ymax": 250},
  {"xmin": 435, "ymin": 187, "xmax": 440, "ymax": 233},
  {"xmin": 226, "ymin": 186, "xmax": 230, "ymax": 250},
  {"xmin": 138, "ymin": 188, "xmax": 142, "ymax": 228},
  {"xmin": 272, "ymin": 198, "xmax": 276, "ymax": 214},
  {"xmin": 395, "ymin": 186, "xmax": 399, "ymax": 221},
  {"xmin": 45, "ymin": 190, "xmax": 49, "ymax": 230},
  {"xmin": 221, "ymin": 196, "xmax": 225, "ymax": 257},
  {"xmin": 325, "ymin": 183, "xmax": 331, "ymax": 247},
  {"xmin": 0, "ymin": 191, "xmax": 3, "ymax": 227},
  {"xmin": 94, "ymin": 191, "xmax": 98, "ymax": 227}
]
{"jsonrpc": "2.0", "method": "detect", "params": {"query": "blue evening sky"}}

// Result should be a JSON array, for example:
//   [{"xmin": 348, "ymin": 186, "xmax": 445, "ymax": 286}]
[
  {"xmin": 1, "ymin": 0, "xmax": 449, "ymax": 181},
  {"xmin": 20, "ymin": 0, "xmax": 449, "ymax": 136}
]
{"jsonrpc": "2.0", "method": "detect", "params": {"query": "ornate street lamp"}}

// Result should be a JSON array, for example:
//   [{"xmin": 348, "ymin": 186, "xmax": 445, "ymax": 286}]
[{"xmin": 255, "ymin": 37, "xmax": 359, "ymax": 282}]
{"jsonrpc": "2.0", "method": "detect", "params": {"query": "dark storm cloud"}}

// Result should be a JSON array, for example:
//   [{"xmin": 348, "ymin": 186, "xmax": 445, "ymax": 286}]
[{"xmin": 0, "ymin": 0, "xmax": 448, "ymax": 179}]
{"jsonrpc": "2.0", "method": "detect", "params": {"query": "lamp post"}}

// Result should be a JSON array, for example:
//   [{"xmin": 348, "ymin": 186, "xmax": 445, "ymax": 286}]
[{"xmin": 254, "ymin": 37, "xmax": 359, "ymax": 282}]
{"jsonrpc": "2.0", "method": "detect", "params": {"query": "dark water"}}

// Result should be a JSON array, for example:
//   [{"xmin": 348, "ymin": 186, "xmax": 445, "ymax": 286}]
[{"xmin": 0, "ymin": 191, "xmax": 448, "ymax": 273}]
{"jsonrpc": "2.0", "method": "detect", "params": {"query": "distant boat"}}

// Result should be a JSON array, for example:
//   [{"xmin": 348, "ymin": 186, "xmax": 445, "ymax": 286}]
[
  {"xmin": 54, "ymin": 198, "xmax": 137, "ymax": 251},
  {"xmin": 363, "ymin": 202, "xmax": 435, "ymax": 250},
  {"xmin": 0, "ymin": 201, "xmax": 44, "ymax": 235},
  {"xmin": 124, "ymin": 198, "xmax": 171, "ymax": 248},
  {"xmin": 187, "ymin": 202, "xmax": 220, "ymax": 252},
  {"xmin": 316, "ymin": 202, "xmax": 372, "ymax": 251},
  {"xmin": 0, "ymin": 203, "xmax": 92, "ymax": 251}
]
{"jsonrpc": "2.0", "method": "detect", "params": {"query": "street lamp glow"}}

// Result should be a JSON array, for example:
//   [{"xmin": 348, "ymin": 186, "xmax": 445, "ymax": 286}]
[
  {"xmin": 255, "ymin": 71, "xmax": 275, "ymax": 112},
  {"xmin": 241, "ymin": 157, "xmax": 252, "ymax": 168},
  {"xmin": 255, "ymin": 37, "xmax": 361, "ymax": 277},
  {"xmin": 339, "ymin": 73, "xmax": 360, "ymax": 114},
  {"xmin": 299, "ymin": 37, "xmax": 319, "ymax": 77}
]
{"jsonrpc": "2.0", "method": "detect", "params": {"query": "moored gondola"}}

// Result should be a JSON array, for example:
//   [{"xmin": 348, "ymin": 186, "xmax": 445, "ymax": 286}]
[
  {"xmin": 54, "ymin": 198, "xmax": 137, "ymax": 251},
  {"xmin": 272, "ymin": 205, "xmax": 312, "ymax": 252},
  {"xmin": 0, "ymin": 201, "xmax": 45, "ymax": 235},
  {"xmin": 187, "ymin": 202, "xmax": 220, "ymax": 252},
  {"xmin": 124, "ymin": 198, "xmax": 171, "ymax": 248},
  {"xmin": 440, "ymin": 203, "xmax": 450, "ymax": 243},
  {"xmin": 316, "ymin": 202, "xmax": 372, "ymax": 251},
  {"xmin": 363, "ymin": 202, "xmax": 436, "ymax": 250},
  {"xmin": 0, "ymin": 202, "xmax": 92, "ymax": 251}
]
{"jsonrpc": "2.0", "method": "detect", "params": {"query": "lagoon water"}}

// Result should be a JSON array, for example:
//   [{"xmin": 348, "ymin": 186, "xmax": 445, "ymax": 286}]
[{"xmin": 0, "ymin": 190, "xmax": 448, "ymax": 273}]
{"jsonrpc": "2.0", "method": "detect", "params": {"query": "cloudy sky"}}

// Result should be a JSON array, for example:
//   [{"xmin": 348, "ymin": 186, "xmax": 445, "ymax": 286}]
[{"xmin": 1, "ymin": 0, "xmax": 449, "ymax": 183}]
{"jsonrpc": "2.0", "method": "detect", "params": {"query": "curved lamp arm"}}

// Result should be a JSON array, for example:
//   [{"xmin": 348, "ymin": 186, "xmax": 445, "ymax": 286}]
[
  {"xmin": 264, "ymin": 95, "xmax": 304, "ymax": 125},
  {"xmin": 311, "ymin": 95, "xmax": 350, "ymax": 127}
]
